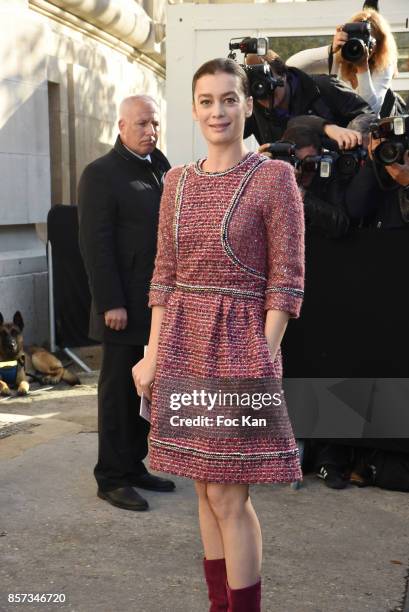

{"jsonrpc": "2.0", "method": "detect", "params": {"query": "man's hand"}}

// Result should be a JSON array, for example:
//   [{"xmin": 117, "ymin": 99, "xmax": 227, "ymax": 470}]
[
  {"xmin": 384, "ymin": 151, "xmax": 409, "ymax": 186},
  {"xmin": 367, "ymin": 135, "xmax": 381, "ymax": 160},
  {"xmin": 332, "ymin": 26, "xmax": 348, "ymax": 54},
  {"xmin": 324, "ymin": 124, "xmax": 362, "ymax": 150},
  {"xmin": 104, "ymin": 307, "xmax": 128, "ymax": 331},
  {"xmin": 258, "ymin": 143, "xmax": 273, "ymax": 158}
]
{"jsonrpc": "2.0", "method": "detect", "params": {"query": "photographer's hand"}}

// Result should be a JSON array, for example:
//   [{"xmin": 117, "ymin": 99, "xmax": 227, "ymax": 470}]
[
  {"xmin": 324, "ymin": 124, "xmax": 362, "ymax": 150},
  {"xmin": 385, "ymin": 151, "xmax": 409, "ymax": 186},
  {"xmin": 258, "ymin": 143, "xmax": 273, "ymax": 159},
  {"xmin": 332, "ymin": 26, "xmax": 348, "ymax": 53}
]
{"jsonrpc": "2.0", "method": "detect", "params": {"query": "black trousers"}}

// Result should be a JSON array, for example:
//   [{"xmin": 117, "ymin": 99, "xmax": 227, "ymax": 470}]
[
  {"xmin": 94, "ymin": 343, "xmax": 149, "ymax": 492},
  {"xmin": 313, "ymin": 442, "xmax": 354, "ymax": 472}
]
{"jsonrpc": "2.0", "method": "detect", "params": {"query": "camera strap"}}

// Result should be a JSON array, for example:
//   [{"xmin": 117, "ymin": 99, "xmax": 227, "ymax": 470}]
[{"xmin": 328, "ymin": 45, "xmax": 334, "ymax": 74}]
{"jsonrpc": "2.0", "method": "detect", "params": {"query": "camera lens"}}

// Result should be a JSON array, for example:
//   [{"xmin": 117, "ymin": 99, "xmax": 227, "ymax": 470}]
[
  {"xmin": 251, "ymin": 80, "xmax": 266, "ymax": 98},
  {"xmin": 376, "ymin": 141, "xmax": 404, "ymax": 165},
  {"xmin": 341, "ymin": 38, "xmax": 365, "ymax": 63},
  {"xmin": 337, "ymin": 154, "xmax": 357, "ymax": 175},
  {"xmin": 301, "ymin": 159, "xmax": 317, "ymax": 173}
]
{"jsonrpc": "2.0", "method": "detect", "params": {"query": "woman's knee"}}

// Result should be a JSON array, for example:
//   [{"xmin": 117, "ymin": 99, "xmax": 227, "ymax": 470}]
[
  {"xmin": 194, "ymin": 480, "xmax": 208, "ymax": 501},
  {"xmin": 206, "ymin": 483, "xmax": 249, "ymax": 521}
]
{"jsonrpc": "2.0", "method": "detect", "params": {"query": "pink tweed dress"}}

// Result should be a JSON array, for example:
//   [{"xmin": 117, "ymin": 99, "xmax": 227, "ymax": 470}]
[{"xmin": 148, "ymin": 152, "xmax": 305, "ymax": 483}]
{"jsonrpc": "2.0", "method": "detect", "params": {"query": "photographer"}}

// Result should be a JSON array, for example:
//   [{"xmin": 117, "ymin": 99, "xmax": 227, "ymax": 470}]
[
  {"xmin": 287, "ymin": 8, "xmax": 399, "ymax": 116},
  {"xmin": 243, "ymin": 51, "xmax": 375, "ymax": 148},
  {"xmin": 261, "ymin": 123, "xmax": 352, "ymax": 239},
  {"xmin": 346, "ymin": 116, "xmax": 409, "ymax": 228}
]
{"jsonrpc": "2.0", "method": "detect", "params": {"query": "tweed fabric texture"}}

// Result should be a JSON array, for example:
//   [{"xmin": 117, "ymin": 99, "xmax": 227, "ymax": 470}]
[{"xmin": 148, "ymin": 152, "xmax": 305, "ymax": 483}]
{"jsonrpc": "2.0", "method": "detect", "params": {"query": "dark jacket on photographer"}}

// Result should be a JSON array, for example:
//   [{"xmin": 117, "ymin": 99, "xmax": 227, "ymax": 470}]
[
  {"xmin": 244, "ymin": 67, "xmax": 375, "ymax": 145},
  {"xmin": 302, "ymin": 174, "xmax": 351, "ymax": 239},
  {"xmin": 346, "ymin": 160, "xmax": 409, "ymax": 229}
]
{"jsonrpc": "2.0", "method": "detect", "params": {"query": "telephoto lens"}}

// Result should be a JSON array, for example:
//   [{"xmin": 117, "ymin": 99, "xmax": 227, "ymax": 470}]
[{"xmin": 266, "ymin": 141, "xmax": 297, "ymax": 158}]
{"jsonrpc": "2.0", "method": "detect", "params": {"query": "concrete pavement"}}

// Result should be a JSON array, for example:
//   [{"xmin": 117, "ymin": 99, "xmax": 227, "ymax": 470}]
[{"xmin": 0, "ymin": 377, "xmax": 408, "ymax": 612}]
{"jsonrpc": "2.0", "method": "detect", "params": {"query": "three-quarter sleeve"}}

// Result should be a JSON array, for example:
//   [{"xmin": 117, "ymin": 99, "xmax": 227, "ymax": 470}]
[
  {"xmin": 263, "ymin": 161, "xmax": 305, "ymax": 318},
  {"xmin": 149, "ymin": 166, "xmax": 184, "ymax": 307}
]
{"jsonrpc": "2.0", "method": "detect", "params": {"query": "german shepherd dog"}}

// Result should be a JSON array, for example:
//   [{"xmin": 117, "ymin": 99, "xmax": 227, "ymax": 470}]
[
  {"xmin": 0, "ymin": 311, "xmax": 29, "ymax": 396},
  {"xmin": 25, "ymin": 346, "xmax": 80, "ymax": 386},
  {"xmin": 0, "ymin": 312, "xmax": 80, "ymax": 396}
]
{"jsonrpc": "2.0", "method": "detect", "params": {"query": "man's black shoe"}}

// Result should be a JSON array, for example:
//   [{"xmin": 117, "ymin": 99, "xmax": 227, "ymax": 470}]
[
  {"xmin": 317, "ymin": 465, "xmax": 348, "ymax": 490},
  {"xmin": 97, "ymin": 486, "xmax": 149, "ymax": 511},
  {"xmin": 131, "ymin": 472, "xmax": 175, "ymax": 492}
]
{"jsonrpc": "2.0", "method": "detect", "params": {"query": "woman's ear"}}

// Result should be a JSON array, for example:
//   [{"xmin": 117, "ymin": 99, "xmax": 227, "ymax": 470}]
[
  {"xmin": 192, "ymin": 101, "xmax": 198, "ymax": 121},
  {"xmin": 245, "ymin": 96, "xmax": 253, "ymax": 118}
]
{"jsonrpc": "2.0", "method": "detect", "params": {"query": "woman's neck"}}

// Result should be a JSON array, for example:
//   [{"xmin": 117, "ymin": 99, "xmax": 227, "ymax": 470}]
[{"xmin": 202, "ymin": 142, "xmax": 248, "ymax": 173}]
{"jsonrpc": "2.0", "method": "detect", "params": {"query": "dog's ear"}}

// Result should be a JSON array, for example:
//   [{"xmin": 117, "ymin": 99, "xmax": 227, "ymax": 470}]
[
  {"xmin": 13, "ymin": 311, "xmax": 24, "ymax": 331},
  {"xmin": 0, "ymin": 313, "xmax": 3, "ymax": 326}
]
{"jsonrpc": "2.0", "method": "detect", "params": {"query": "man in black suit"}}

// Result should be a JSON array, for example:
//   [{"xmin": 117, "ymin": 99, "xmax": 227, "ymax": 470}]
[{"xmin": 78, "ymin": 95, "xmax": 174, "ymax": 511}]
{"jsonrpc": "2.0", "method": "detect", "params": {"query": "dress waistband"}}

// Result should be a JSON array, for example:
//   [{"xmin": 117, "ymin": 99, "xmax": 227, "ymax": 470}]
[{"xmin": 175, "ymin": 281, "xmax": 264, "ymax": 300}]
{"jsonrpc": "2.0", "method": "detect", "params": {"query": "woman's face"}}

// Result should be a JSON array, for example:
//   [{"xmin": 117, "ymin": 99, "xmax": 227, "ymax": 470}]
[{"xmin": 192, "ymin": 72, "xmax": 253, "ymax": 147}]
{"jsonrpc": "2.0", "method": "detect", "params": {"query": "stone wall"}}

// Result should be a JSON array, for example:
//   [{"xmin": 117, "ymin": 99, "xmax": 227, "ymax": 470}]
[{"xmin": 0, "ymin": 0, "xmax": 166, "ymax": 345}]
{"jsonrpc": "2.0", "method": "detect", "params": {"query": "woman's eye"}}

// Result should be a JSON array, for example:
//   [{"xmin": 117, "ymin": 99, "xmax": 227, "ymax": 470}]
[
  {"xmin": 225, "ymin": 98, "xmax": 237, "ymax": 104},
  {"xmin": 200, "ymin": 100, "xmax": 211, "ymax": 106}
]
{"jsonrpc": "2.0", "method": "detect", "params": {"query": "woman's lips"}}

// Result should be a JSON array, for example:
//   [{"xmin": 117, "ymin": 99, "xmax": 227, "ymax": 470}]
[{"xmin": 209, "ymin": 123, "xmax": 230, "ymax": 131}]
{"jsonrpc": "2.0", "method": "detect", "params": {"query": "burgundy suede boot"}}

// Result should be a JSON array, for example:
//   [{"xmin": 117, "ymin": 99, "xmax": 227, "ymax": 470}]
[
  {"xmin": 226, "ymin": 579, "xmax": 261, "ymax": 612},
  {"xmin": 203, "ymin": 557, "xmax": 228, "ymax": 612}
]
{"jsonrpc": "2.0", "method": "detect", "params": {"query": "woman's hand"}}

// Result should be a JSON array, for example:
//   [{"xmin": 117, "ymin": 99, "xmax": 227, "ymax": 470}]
[
  {"xmin": 132, "ymin": 355, "xmax": 157, "ymax": 400},
  {"xmin": 384, "ymin": 151, "xmax": 409, "ymax": 186},
  {"xmin": 355, "ymin": 46, "xmax": 370, "ymax": 74},
  {"xmin": 323, "ymin": 124, "xmax": 362, "ymax": 150},
  {"xmin": 332, "ymin": 25, "xmax": 348, "ymax": 53}
]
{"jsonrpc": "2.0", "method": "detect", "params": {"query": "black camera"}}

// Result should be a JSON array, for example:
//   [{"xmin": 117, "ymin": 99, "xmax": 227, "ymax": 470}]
[
  {"xmin": 298, "ymin": 154, "xmax": 335, "ymax": 179},
  {"xmin": 266, "ymin": 142, "xmax": 334, "ymax": 178},
  {"xmin": 228, "ymin": 37, "xmax": 284, "ymax": 100},
  {"xmin": 370, "ymin": 116, "xmax": 409, "ymax": 165},
  {"xmin": 335, "ymin": 147, "xmax": 367, "ymax": 176},
  {"xmin": 245, "ymin": 64, "xmax": 284, "ymax": 99},
  {"xmin": 266, "ymin": 141, "xmax": 298, "ymax": 166},
  {"xmin": 341, "ymin": 21, "xmax": 376, "ymax": 63}
]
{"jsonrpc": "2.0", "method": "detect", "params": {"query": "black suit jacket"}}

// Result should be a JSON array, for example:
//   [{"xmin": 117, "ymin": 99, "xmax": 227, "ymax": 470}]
[{"xmin": 78, "ymin": 136, "xmax": 171, "ymax": 344}]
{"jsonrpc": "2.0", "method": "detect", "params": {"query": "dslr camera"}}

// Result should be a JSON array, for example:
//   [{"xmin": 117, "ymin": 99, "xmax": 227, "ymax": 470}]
[
  {"xmin": 370, "ymin": 115, "xmax": 409, "ymax": 165},
  {"xmin": 267, "ymin": 142, "xmax": 366, "ymax": 179},
  {"xmin": 228, "ymin": 37, "xmax": 284, "ymax": 100},
  {"xmin": 266, "ymin": 142, "xmax": 335, "ymax": 178},
  {"xmin": 341, "ymin": 21, "xmax": 376, "ymax": 63}
]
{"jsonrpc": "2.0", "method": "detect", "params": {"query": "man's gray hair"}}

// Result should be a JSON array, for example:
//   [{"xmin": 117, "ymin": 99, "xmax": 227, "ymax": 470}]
[{"xmin": 119, "ymin": 95, "xmax": 159, "ymax": 120}]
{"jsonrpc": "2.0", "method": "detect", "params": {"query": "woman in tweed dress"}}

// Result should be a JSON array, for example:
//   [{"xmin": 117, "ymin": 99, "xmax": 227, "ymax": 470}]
[{"xmin": 133, "ymin": 58, "xmax": 305, "ymax": 611}]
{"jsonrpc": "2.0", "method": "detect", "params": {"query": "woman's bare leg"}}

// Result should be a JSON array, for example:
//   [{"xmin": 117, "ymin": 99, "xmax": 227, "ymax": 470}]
[
  {"xmin": 206, "ymin": 483, "xmax": 262, "ymax": 588},
  {"xmin": 194, "ymin": 481, "xmax": 225, "ymax": 559}
]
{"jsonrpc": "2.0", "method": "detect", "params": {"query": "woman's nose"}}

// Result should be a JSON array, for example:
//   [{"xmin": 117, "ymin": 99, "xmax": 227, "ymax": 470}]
[{"xmin": 211, "ymin": 102, "xmax": 224, "ymax": 117}]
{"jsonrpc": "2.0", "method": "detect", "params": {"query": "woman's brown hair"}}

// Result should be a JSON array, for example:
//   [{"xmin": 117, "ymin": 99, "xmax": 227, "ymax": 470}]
[
  {"xmin": 192, "ymin": 58, "xmax": 250, "ymax": 99},
  {"xmin": 337, "ymin": 8, "xmax": 398, "ymax": 89}
]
